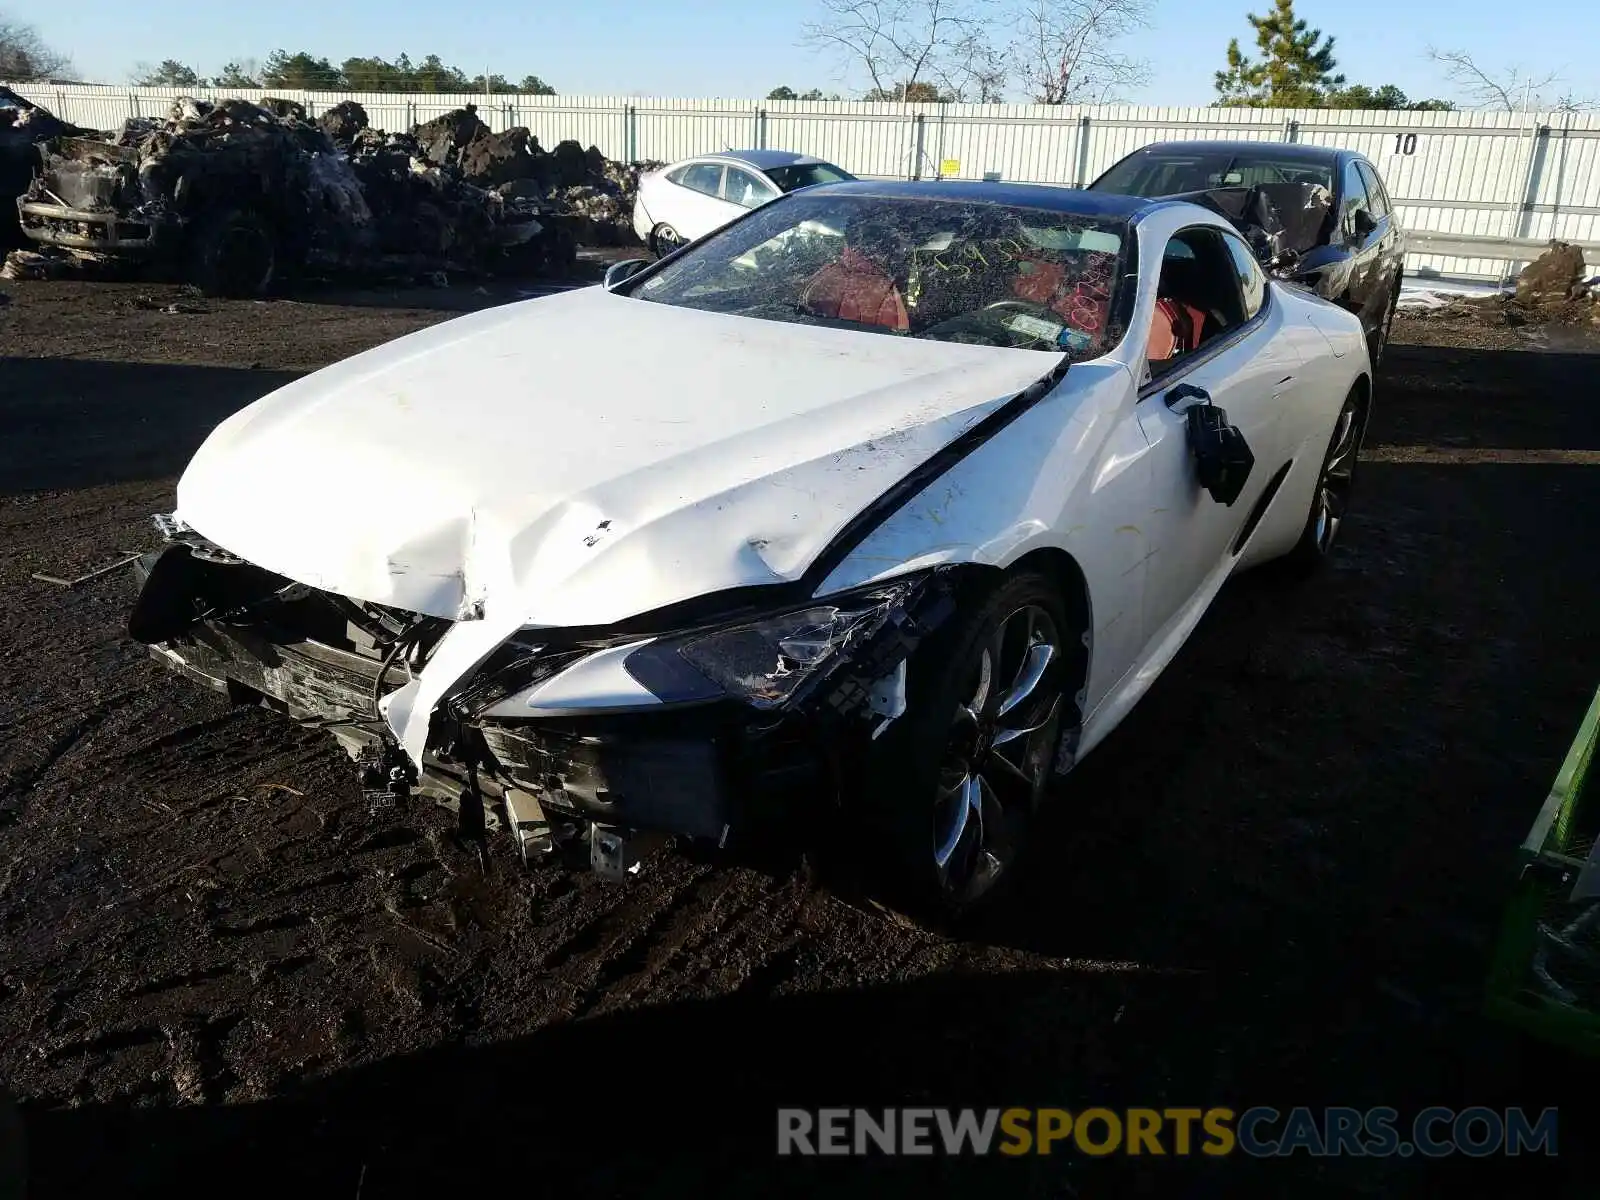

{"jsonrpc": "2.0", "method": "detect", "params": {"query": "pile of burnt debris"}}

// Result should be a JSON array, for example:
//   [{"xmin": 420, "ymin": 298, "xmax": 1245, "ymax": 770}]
[
  {"xmin": 5, "ymin": 94, "xmax": 659, "ymax": 294},
  {"xmin": 2, "ymin": 86, "xmax": 87, "ymax": 250}
]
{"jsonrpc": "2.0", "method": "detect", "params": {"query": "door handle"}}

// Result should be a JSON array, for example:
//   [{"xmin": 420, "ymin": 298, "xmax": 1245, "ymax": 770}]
[{"xmin": 1165, "ymin": 383, "xmax": 1211, "ymax": 410}]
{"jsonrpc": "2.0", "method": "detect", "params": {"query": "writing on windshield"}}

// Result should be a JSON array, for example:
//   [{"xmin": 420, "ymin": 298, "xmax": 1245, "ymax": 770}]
[{"xmin": 631, "ymin": 193, "xmax": 1132, "ymax": 359}]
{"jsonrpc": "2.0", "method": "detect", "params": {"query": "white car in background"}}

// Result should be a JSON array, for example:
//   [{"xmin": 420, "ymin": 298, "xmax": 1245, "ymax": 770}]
[{"xmin": 632, "ymin": 150, "xmax": 854, "ymax": 255}]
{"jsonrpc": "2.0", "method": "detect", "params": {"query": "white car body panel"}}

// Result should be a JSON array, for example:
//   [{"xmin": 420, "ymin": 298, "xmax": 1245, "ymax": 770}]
[
  {"xmin": 175, "ymin": 286, "xmax": 1064, "ymax": 631},
  {"xmin": 817, "ymin": 203, "xmax": 1370, "ymax": 761},
  {"xmin": 815, "ymin": 360, "xmax": 1153, "ymax": 709},
  {"xmin": 171, "ymin": 194, "xmax": 1368, "ymax": 774}
]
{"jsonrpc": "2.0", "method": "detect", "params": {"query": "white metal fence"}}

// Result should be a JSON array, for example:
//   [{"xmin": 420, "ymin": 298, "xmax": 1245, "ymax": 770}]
[{"xmin": 10, "ymin": 83, "xmax": 1600, "ymax": 281}]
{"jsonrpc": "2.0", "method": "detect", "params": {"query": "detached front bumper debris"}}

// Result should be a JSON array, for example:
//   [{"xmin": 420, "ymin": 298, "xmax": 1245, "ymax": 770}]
[{"xmin": 126, "ymin": 522, "xmax": 964, "ymax": 875}]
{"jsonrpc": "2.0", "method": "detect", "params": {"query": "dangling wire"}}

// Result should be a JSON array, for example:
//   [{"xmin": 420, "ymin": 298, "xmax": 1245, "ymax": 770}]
[{"xmin": 371, "ymin": 620, "xmax": 429, "ymax": 720}]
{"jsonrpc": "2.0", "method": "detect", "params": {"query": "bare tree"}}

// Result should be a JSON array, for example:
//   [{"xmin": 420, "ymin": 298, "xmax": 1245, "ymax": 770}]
[
  {"xmin": 801, "ymin": 0, "xmax": 1008, "ymax": 102},
  {"xmin": 802, "ymin": 0, "xmax": 1147, "ymax": 103},
  {"xmin": 1014, "ymin": 0, "xmax": 1150, "ymax": 104},
  {"xmin": 0, "ymin": 15, "xmax": 71, "ymax": 81},
  {"xmin": 1426, "ymin": 47, "xmax": 1563, "ymax": 112},
  {"xmin": 1552, "ymin": 88, "xmax": 1599, "ymax": 114}
]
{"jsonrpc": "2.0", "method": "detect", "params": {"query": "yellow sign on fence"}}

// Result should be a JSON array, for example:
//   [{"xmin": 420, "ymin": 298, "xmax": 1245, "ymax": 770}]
[{"xmin": 940, "ymin": 159, "xmax": 961, "ymax": 177}]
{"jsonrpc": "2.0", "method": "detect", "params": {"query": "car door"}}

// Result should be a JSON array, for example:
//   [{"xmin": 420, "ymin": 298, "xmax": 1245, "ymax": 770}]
[
  {"xmin": 664, "ymin": 162, "xmax": 735, "ymax": 240},
  {"xmin": 1355, "ymin": 159, "xmax": 1403, "ymax": 302},
  {"xmin": 724, "ymin": 165, "xmax": 780, "ymax": 212},
  {"xmin": 1133, "ymin": 221, "xmax": 1302, "ymax": 645},
  {"xmin": 1337, "ymin": 158, "xmax": 1386, "ymax": 337},
  {"xmin": 651, "ymin": 163, "xmax": 710, "ymax": 236}
]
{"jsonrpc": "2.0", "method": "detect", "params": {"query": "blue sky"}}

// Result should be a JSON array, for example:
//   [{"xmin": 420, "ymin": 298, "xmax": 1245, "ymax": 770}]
[{"xmin": 25, "ymin": 0, "xmax": 1599, "ymax": 108}]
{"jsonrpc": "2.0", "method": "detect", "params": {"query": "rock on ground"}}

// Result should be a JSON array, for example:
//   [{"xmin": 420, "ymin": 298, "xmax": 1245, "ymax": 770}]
[{"xmin": 1516, "ymin": 241, "xmax": 1588, "ymax": 305}]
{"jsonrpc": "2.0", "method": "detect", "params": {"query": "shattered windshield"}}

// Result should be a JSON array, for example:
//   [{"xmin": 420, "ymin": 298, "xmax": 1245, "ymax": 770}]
[
  {"xmin": 627, "ymin": 192, "xmax": 1130, "ymax": 357},
  {"xmin": 765, "ymin": 162, "xmax": 855, "ymax": 192},
  {"xmin": 1095, "ymin": 152, "xmax": 1335, "ymax": 197}
]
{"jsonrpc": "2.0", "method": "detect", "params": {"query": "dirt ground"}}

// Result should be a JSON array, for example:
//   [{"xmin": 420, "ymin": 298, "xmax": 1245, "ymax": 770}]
[
  {"xmin": 1, "ymin": 282, "xmax": 1598, "ymax": 1198},
  {"xmin": 1397, "ymin": 291, "xmax": 1600, "ymax": 353}
]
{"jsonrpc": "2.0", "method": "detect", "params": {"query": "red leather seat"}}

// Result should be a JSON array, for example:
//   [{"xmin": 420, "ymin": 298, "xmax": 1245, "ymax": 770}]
[
  {"xmin": 801, "ymin": 247, "xmax": 909, "ymax": 331},
  {"xmin": 1147, "ymin": 298, "xmax": 1207, "ymax": 360},
  {"xmin": 1009, "ymin": 253, "xmax": 1114, "ymax": 336}
]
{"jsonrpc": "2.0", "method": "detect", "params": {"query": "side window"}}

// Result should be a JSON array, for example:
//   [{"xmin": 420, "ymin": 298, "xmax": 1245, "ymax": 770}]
[
  {"xmin": 1220, "ymin": 231, "xmax": 1267, "ymax": 319},
  {"xmin": 1340, "ymin": 160, "xmax": 1371, "ymax": 234},
  {"xmin": 679, "ymin": 163, "xmax": 725, "ymax": 197},
  {"xmin": 726, "ymin": 168, "xmax": 779, "ymax": 209},
  {"xmin": 1356, "ymin": 162, "xmax": 1390, "ymax": 219},
  {"xmin": 1147, "ymin": 228, "xmax": 1250, "ymax": 376}
]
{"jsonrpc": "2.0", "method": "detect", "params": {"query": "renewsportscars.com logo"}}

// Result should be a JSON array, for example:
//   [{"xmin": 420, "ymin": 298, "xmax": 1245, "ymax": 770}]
[{"xmin": 777, "ymin": 1106, "xmax": 1559, "ymax": 1158}]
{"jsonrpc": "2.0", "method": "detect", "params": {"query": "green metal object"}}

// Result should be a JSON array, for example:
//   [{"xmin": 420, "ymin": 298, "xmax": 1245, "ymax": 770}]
[{"xmin": 1485, "ymin": 681, "xmax": 1600, "ymax": 1051}]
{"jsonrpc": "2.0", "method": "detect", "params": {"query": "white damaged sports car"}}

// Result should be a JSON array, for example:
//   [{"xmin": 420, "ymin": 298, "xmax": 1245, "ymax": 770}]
[{"xmin": 129, "ymin": 180, "xmax": 1372, "ymax": 916}]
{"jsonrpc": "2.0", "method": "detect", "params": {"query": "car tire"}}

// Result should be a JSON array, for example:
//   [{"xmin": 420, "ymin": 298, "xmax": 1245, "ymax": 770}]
[
  {"xmin": 648, "ymin": 223, "xmax": 683, "ymax": 259},
  {"xmin": 854, "ymin": 570, "xmax": 1073, "ymax": 923},
  {"xmin": 1280, "ymin": 385, "xmax": 1367, "ymax": 577},
  {"xmin": 188, "ymin": 206, "xmax": 278, "ymax": 298}
]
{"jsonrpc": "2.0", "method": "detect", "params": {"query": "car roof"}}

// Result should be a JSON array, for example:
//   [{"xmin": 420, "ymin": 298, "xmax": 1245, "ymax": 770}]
[
  {"xmin": 790, "ymin": 178, "xmax": 1155, "ymax": 218},
  {"xmin": 700, "ymin": 149, "xmax": 831, "ymax": 170},
  {"xmin": 1110, "ymin": 139, "xmax": 1354, "ymax": 165}
]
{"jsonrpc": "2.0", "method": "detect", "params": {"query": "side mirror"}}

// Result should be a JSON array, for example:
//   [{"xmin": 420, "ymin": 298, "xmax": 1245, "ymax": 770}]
[
  {"xmin": 603, "ymin": 259, "xmax": 650, "ymax": 290},
  {"xmin": 1185, "ymin": 401, "xmax": 1255, "ymax": 506},
  {"xmin": 1350, "ymin": 209, "xmax": 1378, "ymax": 241}
]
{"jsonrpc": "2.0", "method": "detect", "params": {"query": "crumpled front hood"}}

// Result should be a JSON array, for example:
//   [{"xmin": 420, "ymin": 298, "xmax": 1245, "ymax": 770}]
[{"xmin": 176, "ymin": 285, "xmax": 1062, "ymax": 627}]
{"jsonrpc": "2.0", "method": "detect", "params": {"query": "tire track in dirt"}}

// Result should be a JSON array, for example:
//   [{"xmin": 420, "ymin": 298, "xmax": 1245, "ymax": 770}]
[
  {"xmin": 637, "ymin": 868, "xmax": 823, "ymax": 1003},
  {"xmin": 0, "ymin": 699, "xmax": 120, "ymax": 806},
  {"xmin": 537, "ymin": 865, "xmax": 713, "ymax": 1016},
  {"xmin": 579, "ymin": 869, "xmax": 758, "ymax": 1013},
  {"xmin": 116, "ymin": 708, "xmax": 259, "ymax": 762},
  {"xmin": 128, "ymin": 965, "xmax": 235, "ymax": 998}
]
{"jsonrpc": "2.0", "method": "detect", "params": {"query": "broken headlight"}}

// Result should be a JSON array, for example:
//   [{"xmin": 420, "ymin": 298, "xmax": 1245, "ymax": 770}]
[
  {"xmin": 447, "ymin": 638, "xmax": 589, "ymax": 719},
  {"xmin": 622, "ymin": 577, "xmax": 923, "ymax": 709}
]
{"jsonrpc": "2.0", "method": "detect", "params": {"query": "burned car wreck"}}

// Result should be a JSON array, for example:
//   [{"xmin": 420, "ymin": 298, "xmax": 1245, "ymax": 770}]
[
  {"xmin": 12, "ymin": 96, "xmax": 643, "ymax": 293},
  {"xmin": 125, "ymin": 179, "xmax": 1373, "ymax": 917},
  {"xmin": 1, "ymin": 86, "xmax": 86, "ymax": 250}
]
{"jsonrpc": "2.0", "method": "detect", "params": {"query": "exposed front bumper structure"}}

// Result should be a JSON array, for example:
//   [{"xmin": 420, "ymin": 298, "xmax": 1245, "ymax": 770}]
[
  {"xmin": 128, "ymin": 536, "xmax": 961, "ymax": 873},
  {"xmin": 17, "ymin": 200, "xmax": 168, "ymax": 254}
]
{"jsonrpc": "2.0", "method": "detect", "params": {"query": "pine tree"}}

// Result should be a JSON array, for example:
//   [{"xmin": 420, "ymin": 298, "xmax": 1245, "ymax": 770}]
[{"xmin": 1214, "ymin": 0, "xmax": 1345, "ymax": 107}]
